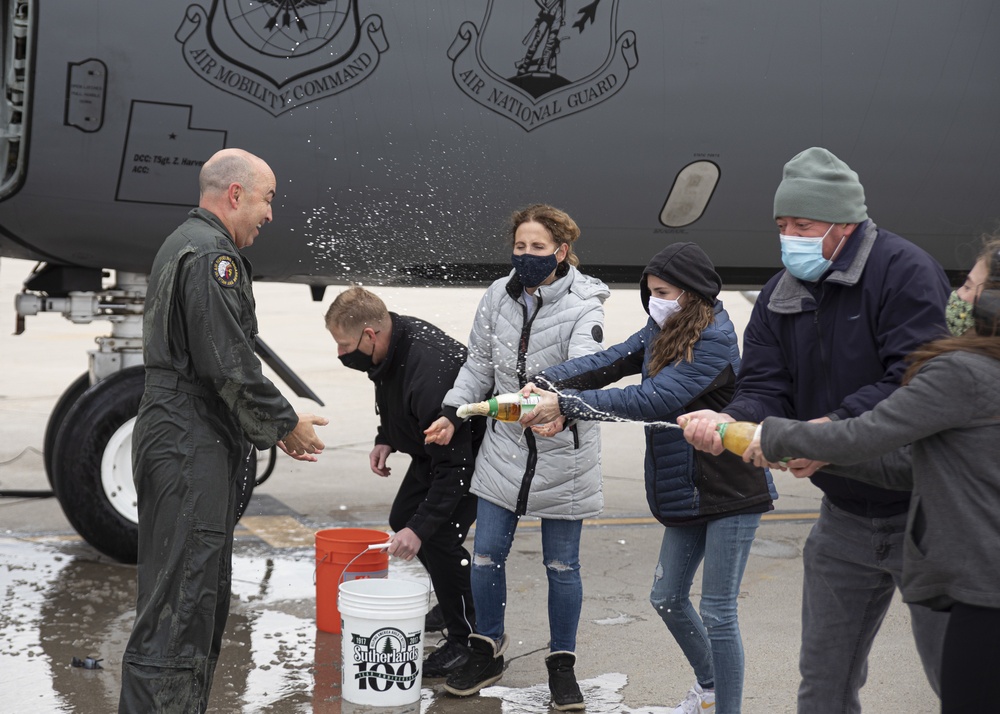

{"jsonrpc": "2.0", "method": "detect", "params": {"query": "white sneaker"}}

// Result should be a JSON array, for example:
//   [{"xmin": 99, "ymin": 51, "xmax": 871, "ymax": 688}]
[{"xmin": 670, "ymin": 682, "xmax": 716, "ymax": 714}]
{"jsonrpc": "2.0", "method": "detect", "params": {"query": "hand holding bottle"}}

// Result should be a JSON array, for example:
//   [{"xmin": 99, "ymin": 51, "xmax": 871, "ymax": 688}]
[
  {"xmin": 712, "ymin": 420, "xmax": 799, "ymax": 471},
  {"xmin": 719, "ymin": 421, "xmax": 771, "ymax": 467},
  {"xmin": 783, "ymin": 417, "xmax": 832, "ymax": 478},
  {"xmin": 677, "ymin": 409, "xmax": 732, "ymax": 455},
  {"xmin": 517, "ymin": 383, "xmax": 563, "ymax": 429}
]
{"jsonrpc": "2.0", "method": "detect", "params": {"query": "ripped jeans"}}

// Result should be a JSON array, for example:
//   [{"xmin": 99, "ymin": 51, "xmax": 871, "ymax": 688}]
[
  {"xmin": 470, "ymin": 497, "xmax": 583, "ymax": 652},
  {"xmin": 651, "ymin": 513, "xmax": 761, "ymax": 714}
]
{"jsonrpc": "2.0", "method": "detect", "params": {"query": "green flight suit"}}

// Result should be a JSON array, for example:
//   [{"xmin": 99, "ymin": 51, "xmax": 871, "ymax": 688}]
[{"xmin": 119, "ymin": 208, "xmax": 297, "ymax": 713}]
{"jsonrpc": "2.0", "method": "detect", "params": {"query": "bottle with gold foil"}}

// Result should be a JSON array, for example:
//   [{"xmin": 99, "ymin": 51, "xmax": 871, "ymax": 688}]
[
  {"xmin": 456, "ymin": 393, "xmax": 541, "ymax": 422},
  {"xmin": 715, "ymin": 421, "xmax": 761, "ymax": 457}
]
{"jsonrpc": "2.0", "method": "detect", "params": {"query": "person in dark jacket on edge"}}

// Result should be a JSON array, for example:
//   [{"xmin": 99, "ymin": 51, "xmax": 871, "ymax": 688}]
[
  {"xmin": 521, "ymin": 242, "xmax": 776, "ymax": 714},
  {"xmin": 746, "ymin": 239, "xmax": 1000, "ymax": 713},
  {"xmin": 120, "ymin": 148, "xmax": 328, "ymax": 713},
  {"xmin": 680, "ymin": 147, "xmax": 950, "ymax": 713},
  {"xmin": 325, "ymin": 286, "xmax": 482, "ymax": 678}
]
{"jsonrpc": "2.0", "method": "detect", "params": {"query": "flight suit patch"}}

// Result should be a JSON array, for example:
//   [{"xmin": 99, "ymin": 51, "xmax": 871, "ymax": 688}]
[{"xmin": 212, "ymin": 255, "xmax": 239, "ymax": 287}]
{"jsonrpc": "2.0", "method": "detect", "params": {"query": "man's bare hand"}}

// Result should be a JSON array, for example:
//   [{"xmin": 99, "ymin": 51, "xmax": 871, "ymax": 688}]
[
  {"xmin": 677, "ymin": 409, "xmax": 733, "ymax": 455},
  {"xmin": 388, "ymin": 528, "xmax": 421, "ymax": 561},
  {"xmin": 787, "ymin": 458, "xmax": 828, "ymax": 479},
  {"xmin": 369, "ymin": 443, "xmax": 392, "ymax": 477},
  {"xmin": 780, "ymin": 417, "xmax": 831, "ymax": 477},
  {"xmin": 279, "ymin": 413, "xmax": 328, "ymax": 461},
  {"xmin": 424, "ymin": 416, "xmax": 455, "ymax": 445}
]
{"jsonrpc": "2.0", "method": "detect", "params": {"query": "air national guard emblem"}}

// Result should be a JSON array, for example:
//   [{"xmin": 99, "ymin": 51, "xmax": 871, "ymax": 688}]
[
  {"xmin": 212, "ymin": 255, "xmax": 240, "ymax": 287},
  {"xmin": 175, "ymin": 0, "xmax": 388, "ymax": 116},
  {"xmin": 449, "ymin": 0, "xmax": 638, "ymax": 131}
]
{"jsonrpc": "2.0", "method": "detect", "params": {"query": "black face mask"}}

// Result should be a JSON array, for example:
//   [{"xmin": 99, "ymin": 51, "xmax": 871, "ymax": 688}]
[
  {"xmin": 511, "ymin": 251, "xmax": 559, "ymax": 288},
  {"xmin": 339, "ymin": 330, "xmax": 377, "ymax": 372}
]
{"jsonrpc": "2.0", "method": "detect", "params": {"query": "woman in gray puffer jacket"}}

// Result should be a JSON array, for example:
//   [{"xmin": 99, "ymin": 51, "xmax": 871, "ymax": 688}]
[{"xmin": 425, "ymin": 204, "xmax": 608, "ymax": 710}]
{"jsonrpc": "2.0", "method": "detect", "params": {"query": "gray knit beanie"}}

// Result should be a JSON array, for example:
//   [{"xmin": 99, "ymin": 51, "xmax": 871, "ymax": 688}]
[{"xmin": 773, "ymin": 147, "xmax": 868, "ymax": 223}]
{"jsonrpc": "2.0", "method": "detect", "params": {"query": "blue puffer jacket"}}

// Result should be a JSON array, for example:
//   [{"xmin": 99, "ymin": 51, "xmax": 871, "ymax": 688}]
[{"xmin": 537, "ymin": 302, "xmax": 777, "ymax": 524}]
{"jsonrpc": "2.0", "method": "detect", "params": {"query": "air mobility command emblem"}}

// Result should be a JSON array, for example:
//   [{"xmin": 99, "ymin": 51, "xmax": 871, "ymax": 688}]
[
  {"xmin": 176, "ymin": 0, "xmax": 388, "ymax": 116},
  {"xmin": 213, "ymin": 255, "xmax": 240, "ymax": 287}
]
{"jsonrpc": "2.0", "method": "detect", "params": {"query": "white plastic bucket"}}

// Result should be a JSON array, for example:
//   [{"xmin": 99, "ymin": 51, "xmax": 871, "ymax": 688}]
[{"xmin": 339, "ymin": 578, "xmax": 430, "ymax": 707}]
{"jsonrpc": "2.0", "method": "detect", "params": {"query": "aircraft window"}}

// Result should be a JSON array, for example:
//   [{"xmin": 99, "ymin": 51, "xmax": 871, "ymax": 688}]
[{"xmin": 659, "ymin": 161, "xmax": 720, "ymax": 228}]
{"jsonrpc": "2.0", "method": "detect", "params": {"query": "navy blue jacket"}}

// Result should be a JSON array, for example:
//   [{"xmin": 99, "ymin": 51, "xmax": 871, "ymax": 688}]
[
  {"xmin": 537, "ymin": 303, "xmax": 776, "ymax": 524},
  {"xmin": 725, "ymin": 221, "xmax": 949, "ymax": 517}
]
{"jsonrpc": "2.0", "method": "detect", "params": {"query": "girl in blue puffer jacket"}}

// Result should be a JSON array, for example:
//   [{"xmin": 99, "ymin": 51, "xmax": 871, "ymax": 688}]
[{"xmin": 521, "ymin": 242, "xmax": 776, "ymax": 714}]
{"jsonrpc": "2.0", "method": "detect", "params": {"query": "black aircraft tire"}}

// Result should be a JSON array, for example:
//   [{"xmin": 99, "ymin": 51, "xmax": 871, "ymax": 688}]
[
  {"xmin": 50, "ymin": 367, "xmax": 146, "ymax": 563},
  {"xmin": 50, "ymin": 367, "xmax": 258, "ymax": 563},
  {"xmin": 43, "ymin": 372, "xmax": 91, "ymax": 487}
]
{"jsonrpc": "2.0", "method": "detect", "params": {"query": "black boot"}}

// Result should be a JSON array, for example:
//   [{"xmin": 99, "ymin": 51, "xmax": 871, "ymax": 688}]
[
  {"xmin": 545, "ymin": 651, "xmax": 585, "ymax": 711},
  {"xmin": 443, "ymin": 633, "xmax": 508, "ymax": 696}
]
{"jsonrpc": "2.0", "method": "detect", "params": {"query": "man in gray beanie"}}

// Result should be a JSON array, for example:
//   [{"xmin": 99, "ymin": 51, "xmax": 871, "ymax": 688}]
[{"xmin": 681, "ymin": 147, "xmax": 951, "ymax": 713}]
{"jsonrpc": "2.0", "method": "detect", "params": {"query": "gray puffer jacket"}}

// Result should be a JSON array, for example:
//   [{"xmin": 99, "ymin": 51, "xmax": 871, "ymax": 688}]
[{"xmin": 443, "ymin": 264, "xmax": 609, "ymax": 518}]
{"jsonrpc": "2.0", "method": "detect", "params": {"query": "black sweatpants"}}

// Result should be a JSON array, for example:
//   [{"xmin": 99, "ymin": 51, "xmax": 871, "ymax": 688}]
[{"xmin": 388, "ymin": 458, "xmax": 477, "ymax": 643}]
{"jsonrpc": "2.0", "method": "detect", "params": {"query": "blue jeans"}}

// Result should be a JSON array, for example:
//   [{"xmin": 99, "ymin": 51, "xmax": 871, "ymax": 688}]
[
  {"xmin": 650, "ymin": 513, "xmax": 761, "ymax": 714},
  {"xmin": 798, "ymin": 498, "xmax": 947, "ymax": 714},
  {"xmin": 471, "ymin": 498, "xmax": 583, "ymax": 652}
]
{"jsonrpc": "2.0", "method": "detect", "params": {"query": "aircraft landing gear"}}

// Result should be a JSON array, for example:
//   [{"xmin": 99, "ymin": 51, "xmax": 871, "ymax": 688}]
[
  {"xmin": 46, "ymin": 366, "xmax": 265, "ymax": 563},
  {"xmin": 43, "ymin": 371, "xmax": 91, "ymax": 487},
  {"xmin": 20, "ymin": 266, "xmax": 300, "ymax": 563},
  {"xmin": 49, "ymin": 367, "xmax": 145, "ymax": 563}
]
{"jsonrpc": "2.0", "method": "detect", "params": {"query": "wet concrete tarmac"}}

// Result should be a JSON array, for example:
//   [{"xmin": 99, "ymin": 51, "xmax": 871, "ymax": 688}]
[
  {"xmin": 0, "ymin": 513, "xmax": 936, "ymax": 714},
  {"xmin": 0, "ymin": 257, "xmax": 937, "ymax": 712}
]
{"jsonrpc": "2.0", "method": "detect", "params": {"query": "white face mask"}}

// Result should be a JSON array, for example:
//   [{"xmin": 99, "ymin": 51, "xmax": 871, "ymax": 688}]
[{"xmin": 648, "ymin": 292, "xmax": 684, "ymax": 328}]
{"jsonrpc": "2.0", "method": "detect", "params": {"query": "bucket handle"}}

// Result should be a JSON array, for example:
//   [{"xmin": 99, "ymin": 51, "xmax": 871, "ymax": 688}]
[
  {"xmin": 336, "ymin": 542, "xmax": 431, "ymax": 607},
  {"xmin": 313, "ymin": 541, "xmax": 391, "ymax": 585},
  {"xmin": 338, "ymin": 542, "xmax": 392, "ymax": 586}
]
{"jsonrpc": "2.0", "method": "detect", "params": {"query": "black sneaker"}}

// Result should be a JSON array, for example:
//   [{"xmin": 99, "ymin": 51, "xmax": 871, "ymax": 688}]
[
  {"xmin": 545, "ymin": 651, "xmax": 585, "ymax": 711},
  {"xmin": 424, "ymin": 603, "xmax": 447, "ymax": 633},
  {"xmin": 423, "ymin": 638, "xmax": 470, "ymax": 678},
  {"xmin": 443, "ymin": 633, "xmax": 509, "ymax": 696}
]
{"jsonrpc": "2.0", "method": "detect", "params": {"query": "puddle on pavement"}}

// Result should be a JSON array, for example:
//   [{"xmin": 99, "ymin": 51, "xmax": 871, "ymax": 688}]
[{"xmin": 0, "ymin": 536, "xmax": 668, "ymax": 713}]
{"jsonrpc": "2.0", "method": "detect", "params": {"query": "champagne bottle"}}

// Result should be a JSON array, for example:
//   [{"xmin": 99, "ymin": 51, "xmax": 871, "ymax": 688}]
[
  {"xmin": 715, "ymin": 421, "xmax": 760, "ymax": 457},
  {"xmin": 456, "ymin": 393, "xmax": 541, "ymax": 422}
]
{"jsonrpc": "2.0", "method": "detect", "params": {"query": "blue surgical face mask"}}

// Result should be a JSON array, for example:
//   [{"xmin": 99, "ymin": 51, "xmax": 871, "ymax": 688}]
[
  {"xmin": 511, "ymin": 250, "xmax": 559, "ymax": 288},
  {"xmin": 648, "ymin": 293, "xmax": 684, "ymax": 328},
  {"xmin": 779, "ymin": 223, "xmax": 843, "ymax": 282}
]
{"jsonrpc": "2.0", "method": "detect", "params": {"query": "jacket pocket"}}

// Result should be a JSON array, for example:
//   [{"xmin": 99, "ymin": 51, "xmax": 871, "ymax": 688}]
[
  {"xmin": 173, "ymin": 523, "xmax": 228, "ymax": 658},
  {"xmin": 903, "ymin": 495, "xmax": 928, "ymax": 560}
]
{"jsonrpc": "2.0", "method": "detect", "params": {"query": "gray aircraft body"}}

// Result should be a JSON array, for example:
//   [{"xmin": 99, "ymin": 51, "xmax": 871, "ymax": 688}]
[{"xmin": 1, "ymin": 0, "xmax": 998, "ymax": 559}]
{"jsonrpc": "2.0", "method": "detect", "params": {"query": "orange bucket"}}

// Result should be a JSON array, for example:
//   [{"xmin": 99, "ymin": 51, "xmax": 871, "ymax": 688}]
[{"xmin": 315, "ymin": 528, "xmax": 390, "ymax": 634}]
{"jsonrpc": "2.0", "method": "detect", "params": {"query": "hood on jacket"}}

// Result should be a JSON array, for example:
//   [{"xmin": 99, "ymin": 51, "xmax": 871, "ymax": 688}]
[{"xmin": 640, "ymin": 242, "xmax": 721, "ymax": 313}]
